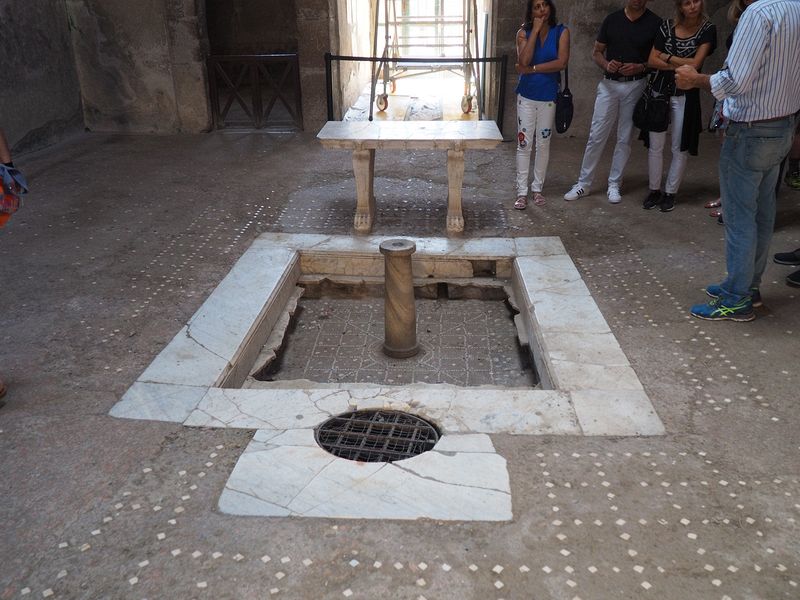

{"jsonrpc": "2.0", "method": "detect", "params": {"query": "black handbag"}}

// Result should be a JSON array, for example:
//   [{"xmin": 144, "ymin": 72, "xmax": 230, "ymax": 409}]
[
  {"xmin": 633, "ymin": 74, "xmax": 670, "ymax": 132},
  {"xmin": 555, "ymin": 66, "xmax": 573, "ymax": 134}
]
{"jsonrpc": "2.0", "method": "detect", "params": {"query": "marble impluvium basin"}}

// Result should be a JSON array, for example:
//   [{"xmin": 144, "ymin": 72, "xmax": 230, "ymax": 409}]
[{"xmin": 110, "ymin": 234, "xmax": 663, "ymax": 520}]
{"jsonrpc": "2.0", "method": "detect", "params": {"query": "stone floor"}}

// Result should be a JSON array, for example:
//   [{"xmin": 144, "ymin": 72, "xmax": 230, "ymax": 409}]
[{"xmin": 1, "ymin": 128, "xmax": 799, "ymax": 599}]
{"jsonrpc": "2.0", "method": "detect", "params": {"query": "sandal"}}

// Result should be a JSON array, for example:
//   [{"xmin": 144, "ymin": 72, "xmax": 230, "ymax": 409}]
[
  {"xmin": 709, "ymin": 209, "xmax": 721, "ymax": 218},
  {"xmin": 533, "ymin": 192, "xmax": 546, "ymax": 206},
  {"xmin": 705, "ymin": 198, "xmax": 722, "ymax": 208},
  {"xmin": 514, "ymin": 195, "xmax": 528, "ymax": 210}
]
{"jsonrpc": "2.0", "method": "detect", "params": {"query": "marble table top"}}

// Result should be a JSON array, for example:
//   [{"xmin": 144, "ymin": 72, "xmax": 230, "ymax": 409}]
[{"xmin": 317, "ymin": 120, "xmax": 503, "ymax": 150}]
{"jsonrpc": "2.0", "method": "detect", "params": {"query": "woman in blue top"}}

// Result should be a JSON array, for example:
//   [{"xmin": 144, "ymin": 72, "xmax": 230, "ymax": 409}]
[{"xmin": 515, "ymin": 0, "xmax": 570, "ymax": 209}]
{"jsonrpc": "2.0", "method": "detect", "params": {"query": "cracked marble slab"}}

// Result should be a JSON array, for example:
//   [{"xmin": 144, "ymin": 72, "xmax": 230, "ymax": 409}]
[
  {"xmin": 219, "ymin": 431, "xmax": 512, "ymax": 520},
  {"xmin": 513, "ymin": 236, "xmax": 567, "ymax": 257},
  {"xmin": 134, "ymin": 245, "xmax": 299, "ymax": 388},
  {"xmin": 571, "ymin": 389, "xmax": 665, "ymax": 436},
  {"xmin": 109, "ymin": 381, "xmax": 209, "ymax": 423},
  {"xmin": 183, "ymin": 385, "xmax": 579, "ymax": 435}
]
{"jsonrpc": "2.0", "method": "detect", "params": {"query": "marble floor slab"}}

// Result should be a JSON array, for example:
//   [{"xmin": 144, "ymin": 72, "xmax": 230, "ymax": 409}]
[
  {"xmin": 183, "ymin": 385, "xmax": 581, "ymax": 435},
  {"xmin": 218, "ymin": 431, "xmax": 512, "ymax": 520}
]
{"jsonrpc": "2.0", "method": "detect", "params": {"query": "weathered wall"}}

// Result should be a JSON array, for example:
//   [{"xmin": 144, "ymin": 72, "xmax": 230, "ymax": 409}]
[
  {"xmin": 296, "ymin": 0, "xmax": 338, "ymax": 132},
  {"xmin": 0, "ymin": 0, "xmax": 736, "ymax": 146},
  {"xmin": 335, "ymin": 0, "xmax": 373, "ymax": 119},
  {"xmin": 0, "ymin": 0, "xmax": 82, "ymax": 154},
  {"xmin": 496, "ymin": 0, "xmax": 732, "ymax": 138},
  {"xmin": 64, "ymin": 0, "xmax": 210, "ymax": 133},
  {"xmin": 206, "ymin": 0, "xmax": 298, "ymax": 54}
]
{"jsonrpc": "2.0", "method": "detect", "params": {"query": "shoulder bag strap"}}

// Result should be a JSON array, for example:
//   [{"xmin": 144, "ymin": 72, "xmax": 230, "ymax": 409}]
[{"xmin": 558, "ymin": 24, "xmax": 569, "ymax": 90}]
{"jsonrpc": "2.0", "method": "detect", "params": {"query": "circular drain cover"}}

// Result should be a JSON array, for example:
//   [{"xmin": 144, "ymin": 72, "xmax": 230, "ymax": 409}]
[{"xmin": 315, "ymin": 409, "xmax": 440, "ymax": 463}]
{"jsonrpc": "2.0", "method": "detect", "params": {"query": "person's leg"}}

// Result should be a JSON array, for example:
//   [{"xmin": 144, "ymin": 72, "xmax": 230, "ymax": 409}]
[
  {"xmin": 784, "ymin": 124, "xmax": 800, "ymax": 190},
  {"xmin": 515, "ymin": 95, "xmax": 535, "ymax": 200},
  {"xmin": 719, "ymin": 121, "xmax": 794, "ymax": 300},
  {"xmin": 0, "ymin": 108, "xmax": 5, "ymax": 391},
  {"xmin": 1, "ymin": 128, "xmax": 14, "ymax": 228},
  {"xmin": 575, "ymin": 80, "xmax": 618, "ymax": 189},
  {"xmin": 0, "ymin": 129, "xmax": 12, "ymax": 164},
  {"xmin": 608, "ymin": 78, "xmax": 647, "ymax": 188},
  {"xmin": 647, "ymin": 130, "xmax": 666, "ymax": 191},
  {"xmin": 531, "ymin": 100, "xmax": 556, "ymax": 195},
  {"xmin": 749, "ymin": 162, "xmax": 782, "ymax": 290},
  {"xmin": 664, "ymin": 95, "xmax": 688, "ymax": 194}
]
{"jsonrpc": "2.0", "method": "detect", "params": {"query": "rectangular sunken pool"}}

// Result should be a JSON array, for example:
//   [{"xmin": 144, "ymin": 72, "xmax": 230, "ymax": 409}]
[{"xmin": 111, "ymin": 233, "xmax": 663, "ymax": 438}]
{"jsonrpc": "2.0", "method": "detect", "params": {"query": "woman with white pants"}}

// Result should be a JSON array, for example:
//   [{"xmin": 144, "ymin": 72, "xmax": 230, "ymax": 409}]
[
  {"xmin": 514, "ymin": 0, "xmax": 570, "ymax": 210},
  {"xmin": 642, "ymin": 0, "xmax": 716, "ymax": 212}
]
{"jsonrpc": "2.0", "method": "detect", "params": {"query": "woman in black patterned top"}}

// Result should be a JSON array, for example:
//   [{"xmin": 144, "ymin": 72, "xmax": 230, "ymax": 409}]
[{"xmin": 642, "ymin": 0, "xmax": 716, "ymax": 212}]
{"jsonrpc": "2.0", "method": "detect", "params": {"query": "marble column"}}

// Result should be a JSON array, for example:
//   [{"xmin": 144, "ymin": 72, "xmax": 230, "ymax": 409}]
[{"xmin": 380, "ymin": 239, "xmax": 418, "ymax": 358}]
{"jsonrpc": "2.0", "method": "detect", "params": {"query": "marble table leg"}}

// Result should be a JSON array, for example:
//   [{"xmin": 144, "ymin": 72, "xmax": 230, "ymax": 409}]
[
  {"xmin": 352, "ymin": 149, "xmax": 376, "ymax": 233},
  {"xmin": 446, "ymin": 148, "xmax": 465, "ymax": 234}
]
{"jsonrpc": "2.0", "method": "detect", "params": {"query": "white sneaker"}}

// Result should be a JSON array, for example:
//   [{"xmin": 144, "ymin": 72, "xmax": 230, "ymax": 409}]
[
  {"xmin": 564, "ymin": 184, "xmax": 588, "ymax": 201},
  {"xmin": 607, "ymin": 185, "xmax": 622, "ymax": 204}
]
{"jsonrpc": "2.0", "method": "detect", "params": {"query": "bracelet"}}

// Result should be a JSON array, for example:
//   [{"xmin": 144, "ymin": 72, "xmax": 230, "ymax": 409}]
[{"xmin": 533, "ymin": 64, "xmax": 537, "ymax": 73}]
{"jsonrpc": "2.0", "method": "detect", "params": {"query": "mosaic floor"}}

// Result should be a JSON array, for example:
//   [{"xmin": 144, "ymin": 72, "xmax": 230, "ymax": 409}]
[
  {"xmin": 2, "ymin": 133, "xmax": 799, "ymax": 598},
  {"xmin": 260, "ymin": 297, "xmax": 535, "ymax": 387}
]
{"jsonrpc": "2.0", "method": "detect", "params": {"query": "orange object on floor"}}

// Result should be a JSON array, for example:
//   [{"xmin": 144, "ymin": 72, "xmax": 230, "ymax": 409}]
[{"xmin": 0, "ymin": 212, "xmax": 10, "ymax": 227}]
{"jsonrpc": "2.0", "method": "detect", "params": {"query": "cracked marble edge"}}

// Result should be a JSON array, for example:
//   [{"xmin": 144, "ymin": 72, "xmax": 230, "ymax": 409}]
[
  {"xmin": 182, "ymin": 385, "xmax": 579, "ymax": 434},
  {"xmin": 254, "ymin": 233, "xmax": 528, "ymax": 260}
]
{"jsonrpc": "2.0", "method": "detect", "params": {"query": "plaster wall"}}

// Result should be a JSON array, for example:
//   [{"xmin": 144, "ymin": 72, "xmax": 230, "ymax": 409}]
[
  {"xmin": 206, "ymin": 0, "xmax": 298, "ymax": 54},
  {"xmin": 296, "ymin": 0, "xmax": 339, "ymax": 132},
  {"xmin": 64, "ymin": 0, "xmax": 210, "ymax": 133},
  {"xmin": 336, "ymin": 0, "xmax": 373, "ymax": 120},
  {"xmin": 0, "ymin": 0, "xmax": 82, "ymax": 154}
]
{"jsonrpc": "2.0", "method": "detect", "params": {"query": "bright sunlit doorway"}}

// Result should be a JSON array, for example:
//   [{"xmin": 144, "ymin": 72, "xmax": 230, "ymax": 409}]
[{"xmin": 336, "ymin": 0, "xmax": 496, "ymax": 122}]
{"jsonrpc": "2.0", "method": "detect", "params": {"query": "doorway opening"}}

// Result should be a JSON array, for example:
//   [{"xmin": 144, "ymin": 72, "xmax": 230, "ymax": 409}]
[
  {"xmin": 335, "ymin": 0, "xmax": 499, "ymax": 123},
  {"xmin": 205, "ymin": 0, "xmax": 303, "ymax": 130}
]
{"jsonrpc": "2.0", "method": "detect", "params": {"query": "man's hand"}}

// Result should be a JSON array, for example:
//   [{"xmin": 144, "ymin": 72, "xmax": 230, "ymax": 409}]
[
  {"xmin": 675, "ymin": 65, "xmax": 698, "ymax": 90},
  {"xmin": 618, "ymin": 62, "xmax": 640, "ymax": 76},
  {"xmin": 606, "ymin": 59, "xmax": 623, "ymax": 74}
]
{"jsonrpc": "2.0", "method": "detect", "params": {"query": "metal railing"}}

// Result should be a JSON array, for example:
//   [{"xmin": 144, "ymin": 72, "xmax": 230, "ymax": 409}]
[
  {"xmin": 208, "ymin": 54, "xmax": 303, "ymax": 130},
  {"xmin": 324, "ymin": 53, "xmax": 508, "ymax": 135}
]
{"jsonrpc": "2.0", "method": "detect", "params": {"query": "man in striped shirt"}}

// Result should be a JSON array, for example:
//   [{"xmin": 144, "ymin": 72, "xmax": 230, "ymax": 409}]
[{"xmin": 675, "ymin": 0, "xmax": 800, "ymax": 321}]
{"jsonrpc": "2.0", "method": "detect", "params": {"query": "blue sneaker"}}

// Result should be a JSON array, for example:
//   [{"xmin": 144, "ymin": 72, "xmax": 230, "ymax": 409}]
[
  {"xmin": 691, "ymin": 296, "xmax": 755, "ymax": 322},
  {"xmin": 705, "ymin": 284, "xmax": 762, "ymax": 308}
]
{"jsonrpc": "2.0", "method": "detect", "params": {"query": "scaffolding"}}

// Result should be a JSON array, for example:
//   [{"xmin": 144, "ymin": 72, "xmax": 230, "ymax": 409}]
[{"xmin": 369, "ymin": 0, "xmax": 482, "ymax": 117}]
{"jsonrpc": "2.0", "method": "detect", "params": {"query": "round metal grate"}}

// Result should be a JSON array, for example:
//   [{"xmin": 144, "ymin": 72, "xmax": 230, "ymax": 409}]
[{"xmin": 314, "ymin": 409, "xmax": 440, "ymax": 463}]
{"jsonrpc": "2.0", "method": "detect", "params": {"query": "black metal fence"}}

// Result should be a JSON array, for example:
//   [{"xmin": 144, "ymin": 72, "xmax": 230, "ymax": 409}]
[
  {"xmin": 324, "ymin": 53, "xmax": 508, "ymax": 134},
  {"xmin": 208, "ymin": 54, "xmax": 303, "ymax": 130}
]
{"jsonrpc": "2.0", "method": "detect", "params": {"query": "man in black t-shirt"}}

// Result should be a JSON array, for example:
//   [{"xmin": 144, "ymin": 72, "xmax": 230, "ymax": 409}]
[{"xmin": 564, "ymin": 0, "xmax": 661, "ymax": 204}]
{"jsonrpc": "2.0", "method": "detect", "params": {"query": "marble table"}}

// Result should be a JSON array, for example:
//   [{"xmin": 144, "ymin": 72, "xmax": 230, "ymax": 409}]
[{"xmin": 317, "ymin": 120, "xmax": 503, "ymax": 234}]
